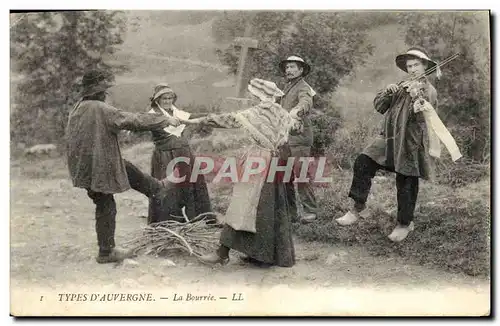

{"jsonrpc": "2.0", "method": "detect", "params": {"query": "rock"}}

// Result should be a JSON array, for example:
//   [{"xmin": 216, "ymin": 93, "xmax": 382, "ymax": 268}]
[
  {"xmin": 160, "ymin": 259, "xmax": 176, "ymax": 267},
  {"xmin": 43, "ymin": 201, "xmax": 52, "ymax": 208},
  {"xmin": 305, "ymin": 275, "xmax": 317, "ymax": 281},
  {"xmin": 59, "ymin": 180, "xmax": 72, "ymax": 191},
  {"xmin": 122, "ymin": 259, "xmax": 139, "ymax": 267},
  {"xmin": 303, "ymin": 252, "xmax": 320, "ymax": 261},
  {"xmin": 120, "ymin": 278, "xmax": 140, "ymax": 288},
  {"xmin": 24, "ymin": 144, "xmax": 57, "ymax": 157},
  {"xmin": 338, "ymin": 250, "xmax": 348, "ymax": 257},
  {"xmin": 325, "ymin": 253, "xmax": 340, "ymax": 266},
  {"xmin": 138, "ymin": 274, "xmax": 156, "ymax": 284}
]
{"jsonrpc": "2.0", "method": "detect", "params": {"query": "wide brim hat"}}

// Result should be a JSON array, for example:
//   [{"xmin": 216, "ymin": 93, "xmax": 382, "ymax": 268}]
[
  {"xmin": 279, "ymin": 55, "xmax": 311, "ymax": 77},
  {"xmin": 395, "ymin": 48, "xmax": 438, "ymax": 73},
  {"xmin": 80, "ymin": 69, "xmax": 114, "ymax": 97},
  {"xmin": 150, "ymin": 83, "xmax": 176, "ymax": 102},
  {"xmin": 247, "ymin": 78, "xmax": 284, "ymax": 102}
]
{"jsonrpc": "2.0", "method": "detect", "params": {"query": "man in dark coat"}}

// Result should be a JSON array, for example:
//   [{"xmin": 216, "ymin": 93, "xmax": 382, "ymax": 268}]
[
  {"xmin": 278, "ymin": 56, "xmax": 318, "ymax": 224},
  {"xmin": 336, "ymin": 48, "xmax": 443, "ymax": 242},
  {"xmin": 66, "ymin": 69, "xmax": 179, "ymax": 263}
]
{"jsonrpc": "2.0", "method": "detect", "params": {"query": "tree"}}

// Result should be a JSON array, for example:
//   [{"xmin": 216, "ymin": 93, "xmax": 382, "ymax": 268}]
[
  {"xmin": 10, "ymin": 11, "xmax": 127, "ymax": 146},
  {"xmin": 400, "ymin": 11, "xmax": 490, "ymax": 162},
  {"xmin": 212, "ymin": 11, "xmax": 378, "ymax": 155},
  {"xmin": 212, "ymin": 11, "xmax": 376, "ymax": 95}
]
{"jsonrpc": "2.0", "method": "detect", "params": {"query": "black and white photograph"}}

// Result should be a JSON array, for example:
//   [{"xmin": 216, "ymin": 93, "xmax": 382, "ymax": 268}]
[{"xmin": 8, "ymin": 8, "xmax": 491, "ymax": 316}]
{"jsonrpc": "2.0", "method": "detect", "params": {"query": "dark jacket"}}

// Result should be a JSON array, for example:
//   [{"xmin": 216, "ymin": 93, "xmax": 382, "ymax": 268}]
[
  {"xmin": 66, "ymin": 100, "xmax": 168, "ymax": 194},
  {"xmin": 279, "ymin": 77, "xmax": 315, "ymax": 147},
  {"xmin": 362, "ymin": 80, "xmax": 438, "ymax": 180}
]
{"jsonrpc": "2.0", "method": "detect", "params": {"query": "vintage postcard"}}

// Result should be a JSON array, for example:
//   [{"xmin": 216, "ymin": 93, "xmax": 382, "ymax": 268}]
[{"xmin": 9, "ymin": 9, "xmax": 491, "ymax": 317}]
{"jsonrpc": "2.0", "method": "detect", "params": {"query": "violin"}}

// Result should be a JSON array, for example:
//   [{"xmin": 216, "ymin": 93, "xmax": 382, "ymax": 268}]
[{"xmin": 403, "ymin": 77, "xmax": 427, "ymax": 106}]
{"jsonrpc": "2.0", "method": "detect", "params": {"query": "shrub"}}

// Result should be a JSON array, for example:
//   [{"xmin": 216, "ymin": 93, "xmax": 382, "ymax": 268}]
[
  {"xmin": 325, "ymin": 112, "xmax": 381, "ymax": 170},
  {"xmin": 294, "ymin": 171, "xmax": 490, "ymax": 277},
  {"xmin": 435, "ymin": 156, "xmax": 490, "ymax": 188},
  {"xmin": 310, "ymin": 95, "xmax": 344, "ymax": 157},
  {"xmin": 401, "ymin": 12, "xmax": 490, "ymax": 162}
]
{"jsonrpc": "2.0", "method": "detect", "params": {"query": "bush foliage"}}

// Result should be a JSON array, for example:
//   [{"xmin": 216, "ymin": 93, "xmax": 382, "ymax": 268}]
[
  {"xmin": 400, "ymin": 12, "xmax": 490, "ymax": 162},
  {"xmin": 294, "ymin": 172, "xmax": 490, "ymax": 277},
  {"xmin": 11, "ymin": 11, "xmax": 127, "ymax": 146}
]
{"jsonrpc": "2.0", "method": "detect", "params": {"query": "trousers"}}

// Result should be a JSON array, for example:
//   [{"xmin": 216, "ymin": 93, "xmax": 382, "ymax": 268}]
[
  {"xmin": 348, "ymin": 154, "xmax": 419, "ymax": 226},
  {"xmin": 285, "ymin": 145, "xmax": 318, "ymax": 220},
  {"xmin": 86, "ymin": 160, "xmax": 165, "ymax": 255}
]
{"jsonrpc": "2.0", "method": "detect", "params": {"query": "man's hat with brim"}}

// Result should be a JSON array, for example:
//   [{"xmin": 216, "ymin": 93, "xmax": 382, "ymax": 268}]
[
  {"xmin": 395, "ymin": 48, "xmax": 438, "ymax": 74},
  {"xmin": 150, "ymin": 83, "xmax": 176, "ymax": 102},
  {"xmin": 80, "ymin": 69, "xmax": 114, "ymax": 97},
  {"xmin": 279, "ymin": 55, "xmax": 311, "ymax": 77}
]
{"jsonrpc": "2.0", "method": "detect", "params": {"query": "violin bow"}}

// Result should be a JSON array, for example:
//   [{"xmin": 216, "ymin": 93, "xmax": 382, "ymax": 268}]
[{"xmin": 401, "ymin": 52, "xmax": 460, "ymax": 88}]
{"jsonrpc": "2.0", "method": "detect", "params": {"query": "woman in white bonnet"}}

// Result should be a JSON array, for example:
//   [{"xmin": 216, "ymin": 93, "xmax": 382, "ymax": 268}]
[{"xmin": 180, "ymin": 78, "xmax": 298, "ymax": 267}]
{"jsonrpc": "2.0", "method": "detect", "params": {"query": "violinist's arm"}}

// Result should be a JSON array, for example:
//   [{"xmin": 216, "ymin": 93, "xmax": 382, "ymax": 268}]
[{"xmin": 373, "ymin": 88, "xmax": 394, "ymax": 115}]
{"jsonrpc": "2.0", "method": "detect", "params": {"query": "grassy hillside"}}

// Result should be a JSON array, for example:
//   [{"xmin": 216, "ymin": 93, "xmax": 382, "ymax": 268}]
[
  {"xmin": 121, "ymin": 11, "xmax": 221, "ymax": 63},
  {"xmin": 10, "ymin": 13, "xmax": 412, "ymax": 116},
  {"xmin": 332, "ymin": 24, "xmax": 408, "ymax": 121},
  {"xmin": 109, "ymin": 19, "xmax": 409, "ymax": 116},
  {"xmin": 107, "ymin": 11, "xmax": 233, "ymax": 113}
]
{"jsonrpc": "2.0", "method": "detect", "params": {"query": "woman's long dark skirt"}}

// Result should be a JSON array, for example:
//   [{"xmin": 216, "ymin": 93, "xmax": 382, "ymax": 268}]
[
  {"xmin": 148, "ymin": 146, "xmax": 212, "ymax": 224},
  {"xmin": 219, "ymin": 181, "xmax": 295, "ymax": 267}
]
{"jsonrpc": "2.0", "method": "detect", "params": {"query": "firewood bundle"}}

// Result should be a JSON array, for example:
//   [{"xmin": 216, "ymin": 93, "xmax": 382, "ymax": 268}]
[{"xmin": 123, "ymin": 208, "xmax": 222, "ymax": 257}]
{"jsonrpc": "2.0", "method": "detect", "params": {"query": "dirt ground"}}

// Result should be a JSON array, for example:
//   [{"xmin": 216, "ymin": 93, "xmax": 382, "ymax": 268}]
[{"xmin": 10, "ymin": 163, "xmax": 490, "ymax": 316}]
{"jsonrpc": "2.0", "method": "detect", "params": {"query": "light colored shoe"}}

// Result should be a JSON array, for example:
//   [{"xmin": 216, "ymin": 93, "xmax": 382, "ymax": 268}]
[
  {"xmin": 335, "ymin": 211, "xmax": 360, "ymax": 226},
  {"xmin": 388, "ymin": 222, "xmax": 415, "ymax": 242}
]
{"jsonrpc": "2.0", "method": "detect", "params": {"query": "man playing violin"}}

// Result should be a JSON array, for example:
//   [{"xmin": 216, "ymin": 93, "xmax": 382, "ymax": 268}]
[{"xmin": 336, "ymin": 47, "xmax": 440, "ymax": 242}]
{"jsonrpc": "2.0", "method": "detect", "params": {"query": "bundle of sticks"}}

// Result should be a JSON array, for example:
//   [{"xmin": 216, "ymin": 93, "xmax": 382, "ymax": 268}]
[{"xmin": 123, "ymin": 207, "xmax": 222, "ymax": 257}]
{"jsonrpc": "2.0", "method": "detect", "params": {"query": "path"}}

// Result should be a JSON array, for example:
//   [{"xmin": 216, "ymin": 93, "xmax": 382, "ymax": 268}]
[{"xmin": 10, "ymin": 172, "xmax": 490, "ymax": 316}]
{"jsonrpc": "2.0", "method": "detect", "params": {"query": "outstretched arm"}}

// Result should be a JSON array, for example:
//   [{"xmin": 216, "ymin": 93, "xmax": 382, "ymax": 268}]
[
  {"xmin": 180, "ymin": 113, "xmax": 243, "ymax": 129},
  {"xmin": 102, "ymin": 103, "xmax": 170, "ymax": 132},
  {"xmin": 289, "ymin": 87, "xmax": 313, "ymax": 119}
]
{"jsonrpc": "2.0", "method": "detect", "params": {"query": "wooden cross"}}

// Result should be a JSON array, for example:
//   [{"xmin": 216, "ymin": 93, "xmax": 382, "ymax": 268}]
[{"xmin": 233, "ymin": 16, "xmax": 259, "ymax": 98}]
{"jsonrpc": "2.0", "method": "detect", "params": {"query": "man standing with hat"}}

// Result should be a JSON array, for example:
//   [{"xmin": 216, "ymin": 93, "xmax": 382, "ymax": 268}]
[
  {"xmin": 336, "ymin": 47, "xmax": 460, "ymax": 242},
  {"xmin": 278, "ymin": 55, "xmax": 318, "ymax": 224},
  {"xmin": 66, "ymin": 69, "xmax": 179, "ymax": 263}
]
